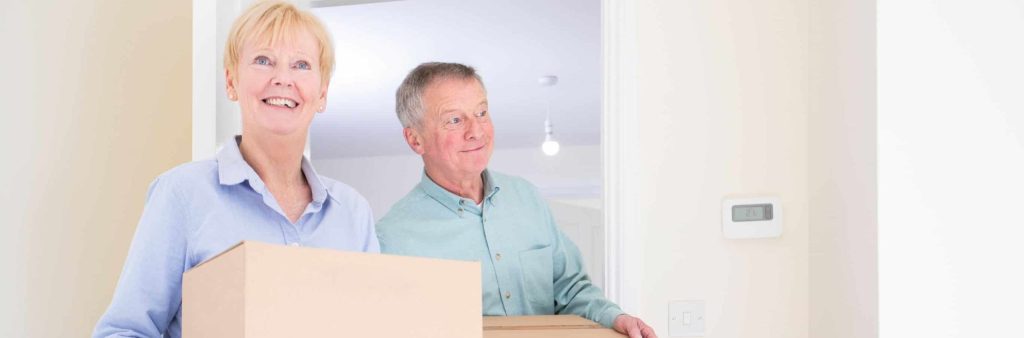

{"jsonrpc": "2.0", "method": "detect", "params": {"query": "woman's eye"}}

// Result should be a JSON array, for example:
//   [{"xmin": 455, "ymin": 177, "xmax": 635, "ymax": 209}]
[
  {"xmin": 254, "ymin": 56, "xmax": 272, "ymax": 66},
  {"xmin": 294, "ymin": 60, "xmax": 311, "ymax": 70}
]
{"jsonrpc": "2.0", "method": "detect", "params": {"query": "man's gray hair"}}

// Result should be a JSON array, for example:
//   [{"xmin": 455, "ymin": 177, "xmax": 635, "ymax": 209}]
[{"xmin": 395, "ymin": 62, "xmax": 485, "ymax": 129}]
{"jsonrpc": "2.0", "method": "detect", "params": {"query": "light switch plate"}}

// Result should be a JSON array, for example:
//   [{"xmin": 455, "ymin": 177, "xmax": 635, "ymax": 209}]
[{"xmin": 669, "ymin": 300, "xmax": 705, "ymax": 337}]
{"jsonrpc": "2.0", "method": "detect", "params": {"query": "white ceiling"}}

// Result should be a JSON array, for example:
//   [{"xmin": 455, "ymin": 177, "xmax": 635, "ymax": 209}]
[{"xmin": 309, "ymin": 0, "xmax": 601, "ymax": 159}]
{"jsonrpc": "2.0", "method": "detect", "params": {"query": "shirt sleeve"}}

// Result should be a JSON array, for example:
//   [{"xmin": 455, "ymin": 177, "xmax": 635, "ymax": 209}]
[
  {"xmin": 363, "ymin": 207, "xmax": 381, "ymax": 253},
  {"xmin": 93, "ymin": 177, "xmax": 189, "ymax": 338},
  {"xmin": 546, "ymin": 204, "xmax": 625, "ymax": 328}
]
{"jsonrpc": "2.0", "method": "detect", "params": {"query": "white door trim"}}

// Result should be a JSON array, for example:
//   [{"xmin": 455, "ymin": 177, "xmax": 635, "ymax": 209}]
[
  {"xmin": 601, "ymin": 0, "xmax": 640, "ymax": 313},
  {"xmin": 192, "ymin": 0, "xmax": 218, "ymax": 161},
  {"xmin": 192, "ymin": 0, "xmax": 249, "ymax": 161}
]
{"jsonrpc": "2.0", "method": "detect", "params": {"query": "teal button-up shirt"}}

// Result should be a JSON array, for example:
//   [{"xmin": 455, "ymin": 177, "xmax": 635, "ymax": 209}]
[{"xmin": 376, "ymin": 170, "xmax": 623, "ymax": 328}]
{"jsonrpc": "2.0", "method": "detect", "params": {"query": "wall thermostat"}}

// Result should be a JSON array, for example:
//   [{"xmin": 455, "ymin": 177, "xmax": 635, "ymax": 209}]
[{"xmin": 722, "ymin": 197, "xmax": 782, "ymax": 239}]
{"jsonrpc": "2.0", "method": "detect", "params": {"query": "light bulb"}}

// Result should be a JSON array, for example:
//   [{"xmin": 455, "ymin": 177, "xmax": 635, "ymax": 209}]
[{"xmin": 542, "ymin": 135, "xmax": 560, "ymax": 156}]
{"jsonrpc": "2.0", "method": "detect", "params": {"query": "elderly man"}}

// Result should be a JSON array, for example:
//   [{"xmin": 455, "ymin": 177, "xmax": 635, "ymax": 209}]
[{"xmin": 376, "ymin": 62, "xmax": 657, "ymax": 338}]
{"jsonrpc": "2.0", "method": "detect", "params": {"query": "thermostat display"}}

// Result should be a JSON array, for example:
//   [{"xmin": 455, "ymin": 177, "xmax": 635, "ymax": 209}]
[
  {"xmin": 732, "ymin": 204, "xmax": 772, "ymax": 222},
  {"xmin": 722, "ymin": 197, "xmax": 782, "ymax": 239}
]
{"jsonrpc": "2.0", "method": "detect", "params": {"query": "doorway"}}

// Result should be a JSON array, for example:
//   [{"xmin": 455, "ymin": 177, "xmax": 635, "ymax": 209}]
[{"xmin": 191, "ymin": 0, "xmax": 636, "ymax": 309}]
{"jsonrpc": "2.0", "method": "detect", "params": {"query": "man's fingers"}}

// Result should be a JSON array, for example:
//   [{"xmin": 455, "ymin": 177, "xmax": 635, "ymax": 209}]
[
  {"xmin": 640, "ymin": 324, "xmax": 658, "ymax": 338},
  {"xmin": 628, "ymin": 321, "xmax": 643, "ymax": 338},
  {"xmin": 614, "ymin": 315, "xmax": 657, "ymax": 338}
]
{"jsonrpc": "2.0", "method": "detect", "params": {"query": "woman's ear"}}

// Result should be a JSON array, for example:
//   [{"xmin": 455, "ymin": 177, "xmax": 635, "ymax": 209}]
[
  {"xmin": 403, "ymin": 127, "xmax": 426, "ymax": 155},
  {"xmin": 225, "ymin": 68, "xmax": 238, "ymax": 101},
  {"xmin": 318, "ymin": 79, "xmax": 329, "ymax": 113}
]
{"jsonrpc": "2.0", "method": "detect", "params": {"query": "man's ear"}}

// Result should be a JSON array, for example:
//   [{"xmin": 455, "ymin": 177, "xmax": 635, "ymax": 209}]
[
  {"xmin": 403, "ymin": 127, "xmax": 426, "ymax": 155},
  {"xmin": 225, "ymin": 68, "xmax": 238, "ymax": 101}
]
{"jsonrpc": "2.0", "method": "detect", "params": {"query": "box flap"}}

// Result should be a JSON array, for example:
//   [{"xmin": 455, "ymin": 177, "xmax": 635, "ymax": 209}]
[
  {"xmin": 185, "ymin": 240, "xmax": 248, "ymax": 272},
  {"xmin": 483, "ymin": 315, "xmax": 602, "ymax": 330},
  {"xmin": 483, "ymin": 329, "xmax": 625, "ymax": 338}
]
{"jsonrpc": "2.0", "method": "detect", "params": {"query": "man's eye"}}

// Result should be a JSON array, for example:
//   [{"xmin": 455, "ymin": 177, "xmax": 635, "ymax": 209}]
[
  {"xmin": 447, "ymin": 116, "xmax": 463, "ymax": 125},
  {"xmin": 475, "ymin": 110, "xmax": 488, "ymax": 118},
  {"xmin": 294, "ymin": 60, "xmax": 311, "ymax": 70},
  {"xmin": 254, "ymin": 56, "xmax": 272, "ymax": 66}
]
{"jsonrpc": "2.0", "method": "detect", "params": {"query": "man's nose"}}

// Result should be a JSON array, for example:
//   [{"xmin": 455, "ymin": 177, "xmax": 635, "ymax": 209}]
[{"xmin": 465, "ymin": 117, "xmax": 484, "ymax": 140}]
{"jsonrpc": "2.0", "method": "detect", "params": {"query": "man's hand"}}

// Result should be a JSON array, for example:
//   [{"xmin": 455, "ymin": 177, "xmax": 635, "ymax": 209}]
[{"xmin": 612, "ymin": 314, "xmax": 658, "ymax": 338}]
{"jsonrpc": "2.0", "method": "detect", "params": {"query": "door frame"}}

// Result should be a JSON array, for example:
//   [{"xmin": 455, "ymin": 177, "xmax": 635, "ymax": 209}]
[{"xmin": 600, "ymin": 0, "xmax": 641, "ymax": 313}]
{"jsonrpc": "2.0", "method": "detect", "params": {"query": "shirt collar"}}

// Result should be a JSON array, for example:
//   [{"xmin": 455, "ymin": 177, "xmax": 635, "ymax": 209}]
[
  {"xmin": 417, "ymin": 169, "xmax": 502, "ymax": 216},
  {"xmin": 216, "ymin": 135, "xmax": 329, "ymax": 205}
]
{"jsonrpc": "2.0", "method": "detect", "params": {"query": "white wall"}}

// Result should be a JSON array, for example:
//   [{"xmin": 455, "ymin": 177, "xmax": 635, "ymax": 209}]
[
  {"xmin": 312, "ymin": 144, "xmax": 601, "ymax": 218},
  {"xmin": 624, "ymin": 2, "xmax": 881, "ymax": 336},
  {"xmin": 549, "ymin": 200, "xmax": 605, "ymax": 289},
  {"xmin": 809, "ymin": 1, "xmax": 878, "ymax": 337},
  {"xmin": 1, "ymin": 1, "xmax": 192, "ymax": 336},
  {"xmin": 630, "ymin": 0, "xmax": 811, "ymax": 336},
  {"xmin": 879, "ymin": 0, "xmax": 1024, "ymax": 337}
]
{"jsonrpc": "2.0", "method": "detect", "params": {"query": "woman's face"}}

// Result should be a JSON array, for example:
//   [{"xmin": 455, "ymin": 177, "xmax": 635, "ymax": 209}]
[{"xmin": 226, "ymin": 29, "xmax": 327, "ymax": 138}]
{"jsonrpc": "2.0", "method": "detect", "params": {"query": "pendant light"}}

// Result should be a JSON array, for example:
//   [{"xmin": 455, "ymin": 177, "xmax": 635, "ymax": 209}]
[{"xmin": 539, "ymin": 75, "xmax": 560, "ymax": 156}]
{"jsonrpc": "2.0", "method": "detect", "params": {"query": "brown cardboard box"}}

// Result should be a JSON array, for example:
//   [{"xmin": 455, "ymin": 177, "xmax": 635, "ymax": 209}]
[
  {"xmin": 183, "ymin": 241, "xmax": 481, "ymax": 338},
  {"xmin": 483, "ymin": 315, "xmax": 626, "ymax": 338}
]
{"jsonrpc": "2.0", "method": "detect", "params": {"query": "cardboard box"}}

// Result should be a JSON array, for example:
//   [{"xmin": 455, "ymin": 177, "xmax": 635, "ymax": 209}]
[
  {"xmin": 483, "ymin": 315, "xmax": 626, "ymax": 338},
  {"xmin": 183, "ymin": 241, "xmax": 481, "ymax": 338}
]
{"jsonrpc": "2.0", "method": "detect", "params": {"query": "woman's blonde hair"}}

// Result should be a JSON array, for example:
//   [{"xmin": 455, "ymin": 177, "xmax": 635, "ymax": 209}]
[{"xmin": 224, "ymin": 1, "xmax": 335, "ymax": 86}]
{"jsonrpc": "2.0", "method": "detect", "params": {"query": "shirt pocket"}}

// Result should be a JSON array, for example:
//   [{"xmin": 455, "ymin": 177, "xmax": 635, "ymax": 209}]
[{"xmin": 518, "ymin": 246, "xmax": 554, "ymax": 313}]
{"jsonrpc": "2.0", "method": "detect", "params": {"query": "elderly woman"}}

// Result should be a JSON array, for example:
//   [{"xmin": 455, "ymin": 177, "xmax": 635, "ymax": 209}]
[{"xmin": 92, "ymin": 2, "xmax": 378, "ymax": 337}]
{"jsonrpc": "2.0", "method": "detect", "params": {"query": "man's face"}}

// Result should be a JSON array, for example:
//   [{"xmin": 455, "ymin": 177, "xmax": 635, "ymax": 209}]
[{"xmin": 406, "ymin": 77, "xmax": 494, "ymax": 180}]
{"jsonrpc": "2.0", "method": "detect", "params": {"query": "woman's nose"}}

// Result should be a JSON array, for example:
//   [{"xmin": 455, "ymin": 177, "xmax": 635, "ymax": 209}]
[
  {"xmin": 272, "ymin": 78, "xmax": 293, "ymax": 87},
  {"xmin": 272, "ymin": 67, "xmax": 293, "ymax": 87}
]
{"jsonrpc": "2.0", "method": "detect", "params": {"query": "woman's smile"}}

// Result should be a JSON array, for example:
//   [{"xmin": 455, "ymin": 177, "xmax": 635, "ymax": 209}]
[{"xmin": 262, "ymin": 96, "xmax": 299, "ymax": 109}]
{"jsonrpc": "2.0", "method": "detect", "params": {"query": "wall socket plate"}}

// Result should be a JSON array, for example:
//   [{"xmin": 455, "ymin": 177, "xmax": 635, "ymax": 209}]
[{"xmin": 669, "ymin": 300, "xmax": 705, "ymax": 337}]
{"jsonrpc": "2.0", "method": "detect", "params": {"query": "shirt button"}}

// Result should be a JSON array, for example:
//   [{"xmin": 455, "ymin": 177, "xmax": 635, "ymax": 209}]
[
  {"xmin": 504, "ymin": 291, "xmax": 511, "ymax": 299},
  {"xmin": 495, "ymin": 253, "xmax": 502, "ymax": 261},
  {"xmin": 289, "ymin": 242, "xmax": 300, "ymax": 247}
]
